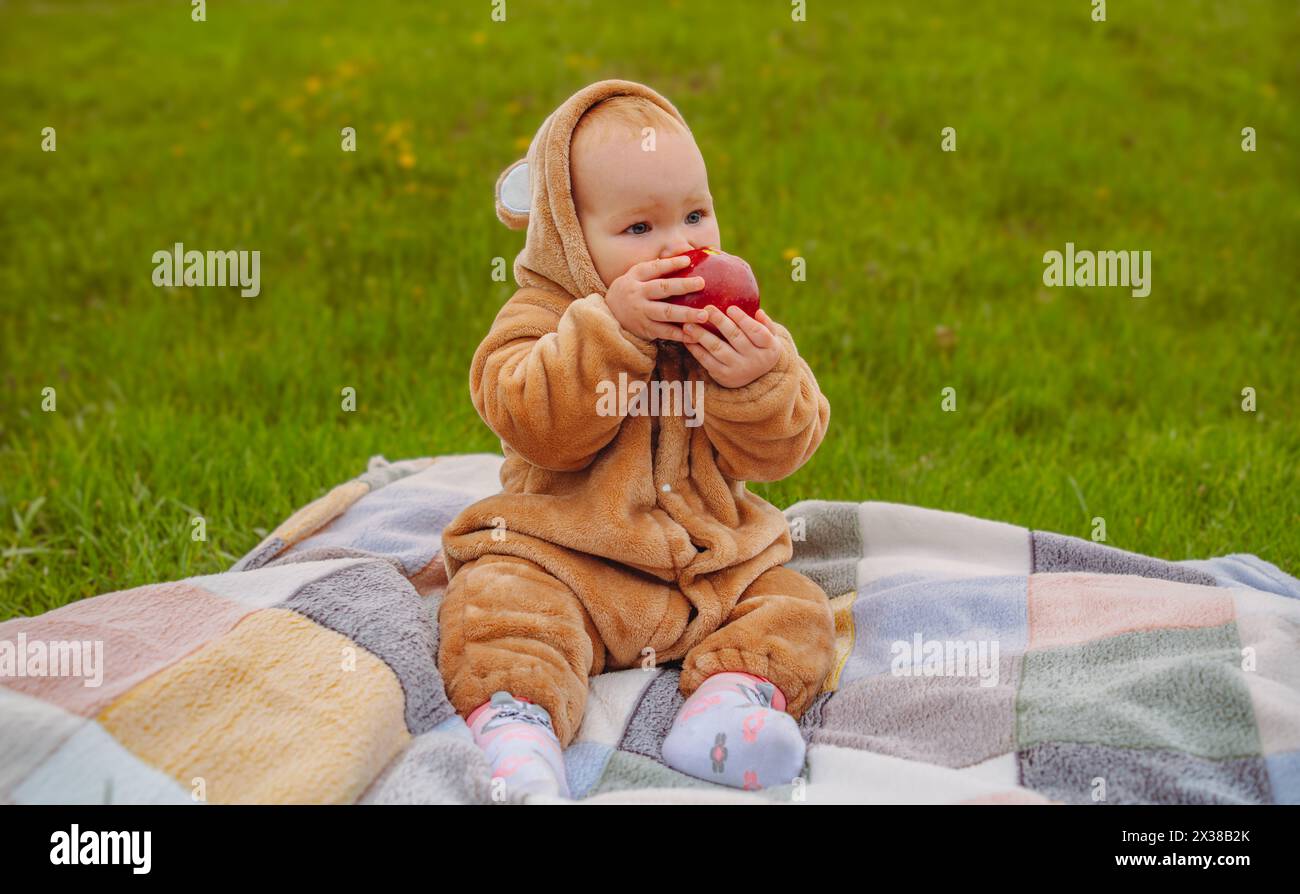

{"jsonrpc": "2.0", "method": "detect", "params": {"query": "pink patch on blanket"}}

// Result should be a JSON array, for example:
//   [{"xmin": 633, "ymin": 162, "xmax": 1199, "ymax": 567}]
[
  {"xmin": 0, "ymin": 582, "xmax": 250, "ymax": 717},
  {"xmin": 1027, "ymin": 573, "xmax": 1235, "ymax": 650}
]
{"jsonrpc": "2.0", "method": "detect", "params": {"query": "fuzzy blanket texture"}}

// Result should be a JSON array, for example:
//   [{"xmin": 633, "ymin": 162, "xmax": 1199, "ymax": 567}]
[{"xmin": 2, "ymin": 453, "xmax": 1297, "ymax": 805}]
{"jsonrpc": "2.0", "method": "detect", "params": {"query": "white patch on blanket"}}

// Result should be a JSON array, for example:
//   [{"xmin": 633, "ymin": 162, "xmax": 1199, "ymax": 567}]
[
  {"xmin": 574, "ymin": 668, "xmax": 663, "ymax": 748},
  {"xmin": 857, "ymin": 502, "xmax": 1031, "ymax": 585},
  {"xmin": 805, "ymin": 742, "xmax": 1038, "ymax": 804}
]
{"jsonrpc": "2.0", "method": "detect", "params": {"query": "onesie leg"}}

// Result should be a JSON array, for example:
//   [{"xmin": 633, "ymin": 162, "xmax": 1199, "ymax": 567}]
[
  {"xmin": 438, "ymin": 553, "xmax": 606, "ymax": 748},
  {"xmin": 678, "ymin": 565, "xmax": 835, "ymax": 721}
]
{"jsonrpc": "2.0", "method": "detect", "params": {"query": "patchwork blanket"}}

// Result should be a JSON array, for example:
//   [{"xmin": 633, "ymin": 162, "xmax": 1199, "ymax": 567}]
[{"xmin": 2, "ymin": 453, "xmax": 1297, "ymax": 805}]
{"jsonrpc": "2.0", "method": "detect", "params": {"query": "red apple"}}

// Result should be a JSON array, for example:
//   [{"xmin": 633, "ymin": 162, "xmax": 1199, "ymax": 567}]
[{"xmin": 663, "ymin": 247, "xmax": 761, "ymax": 336}]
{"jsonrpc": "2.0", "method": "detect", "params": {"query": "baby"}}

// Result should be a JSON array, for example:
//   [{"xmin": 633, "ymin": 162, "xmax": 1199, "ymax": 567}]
[{"xmin": 438, "ymin": 79, "xmax": 835, "ymax": 799}]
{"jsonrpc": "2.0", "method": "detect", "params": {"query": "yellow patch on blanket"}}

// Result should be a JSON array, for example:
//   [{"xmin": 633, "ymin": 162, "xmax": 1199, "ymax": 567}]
[{"xmin": 98, "ymin": 608, "xmax": 410, "ymax": 804}]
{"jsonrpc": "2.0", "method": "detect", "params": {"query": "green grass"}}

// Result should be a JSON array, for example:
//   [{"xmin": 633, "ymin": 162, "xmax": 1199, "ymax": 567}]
[{"xmin": 2, "ymin": 0, "xmax": 1297, "ymax": 619}]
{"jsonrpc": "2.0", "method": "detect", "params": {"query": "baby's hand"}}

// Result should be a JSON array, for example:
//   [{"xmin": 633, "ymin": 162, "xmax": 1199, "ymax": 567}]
[
  {"xmin": 682, "ymin": 306, "xmax": 783, "ymax": 389},
  {"xmin": 605, "ymin": 255, "xmax": 711, "ymax": 343}
]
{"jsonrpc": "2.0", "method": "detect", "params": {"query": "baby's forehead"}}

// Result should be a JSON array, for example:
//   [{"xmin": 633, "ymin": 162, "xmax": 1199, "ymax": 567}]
[
  {"xmin": 571, "ymin": 125, "xmax": 705, "ymax": 212},
  {"xmin": 573, "ymin": 123, "xmax": 654, "ymax": 162},
  {"xmin": 572, "ymin": 124, "xmax": 699, "ymax": 175},
  {"xmin": 573, "ymin": 105, "xmax": 695, "ymax": 156}
]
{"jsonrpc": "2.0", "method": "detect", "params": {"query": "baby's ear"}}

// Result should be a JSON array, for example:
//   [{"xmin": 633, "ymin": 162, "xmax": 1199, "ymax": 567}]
[{"xmin": 495, "ymin": 159, "xmax": 530, "ymax": 230}]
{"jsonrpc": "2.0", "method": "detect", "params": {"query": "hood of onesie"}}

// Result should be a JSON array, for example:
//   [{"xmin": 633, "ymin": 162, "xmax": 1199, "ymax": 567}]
[{"xmin": 492, "ymin": 79, "xmax": 692, "ymax": 302}]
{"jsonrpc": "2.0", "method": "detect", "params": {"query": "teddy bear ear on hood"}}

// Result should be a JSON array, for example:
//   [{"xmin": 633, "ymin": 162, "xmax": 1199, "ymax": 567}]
[{"xmin": 494, "ymin": 158, "xmax": 530, "ymax": 230}]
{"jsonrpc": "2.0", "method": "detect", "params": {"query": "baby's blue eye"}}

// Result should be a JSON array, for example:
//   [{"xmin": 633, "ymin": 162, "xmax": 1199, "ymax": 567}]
[
  {"xmin": 625, "ymin": 222, "xmax": 650, "ymax": 235},
  {"xmin": 686, "ymin": 210, "xmax": 703, "ymax": 224}
]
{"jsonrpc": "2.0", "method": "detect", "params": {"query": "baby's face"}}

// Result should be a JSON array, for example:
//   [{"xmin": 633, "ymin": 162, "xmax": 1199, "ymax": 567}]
[{"xmin": 572, "ymin": 128, "xmax": 721, "ymax": 289}]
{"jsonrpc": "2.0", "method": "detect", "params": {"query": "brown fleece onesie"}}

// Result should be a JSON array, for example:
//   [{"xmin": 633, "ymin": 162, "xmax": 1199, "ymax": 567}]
[{"xmin": 438, "ymin": 79, "xmax": 835, "ymax": 748}]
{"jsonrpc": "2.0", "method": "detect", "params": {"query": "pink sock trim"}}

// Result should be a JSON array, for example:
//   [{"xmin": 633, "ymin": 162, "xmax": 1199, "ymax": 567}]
[
  {"xmin": 699, "ymin": 670, "xmax": 787, "ymax": 711},
  {"xmin": 465, "ymin": 699, "xmax": 493, "ymax": 728}
]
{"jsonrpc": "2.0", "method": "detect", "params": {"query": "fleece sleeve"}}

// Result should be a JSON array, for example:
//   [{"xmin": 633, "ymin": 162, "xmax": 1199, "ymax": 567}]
[
  {"xmin": 470, "ymin": 289, "xmax": 659, "ymax": 472},
  {"xmin": 697, "ymin": 322, "xmax": 830, "ymax": 483}
]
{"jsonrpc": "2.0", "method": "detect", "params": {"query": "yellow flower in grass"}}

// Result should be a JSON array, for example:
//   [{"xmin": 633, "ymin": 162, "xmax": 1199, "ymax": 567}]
[
  {"xmin": 384, "ymin": 121, "xmax": 412, "ymax": 146},
  {"xmin": 564, "ymin": 53, "xmax": 599, "ymax": 71},
  {"xmin": 305, "ymin": 76, "xmax": 322, "ymax": 95}
]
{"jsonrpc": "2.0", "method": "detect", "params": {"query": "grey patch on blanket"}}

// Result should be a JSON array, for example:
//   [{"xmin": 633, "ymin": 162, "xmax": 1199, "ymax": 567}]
[
  {"xmin": 1018, "ymin": 741, "xmax": 1272, "ymax": 805},
  {"xmin": 1031, "ymin": 531, "xmax": 1218, "ymax": 586},
  {"xmin": 262, "ymin": 545, "xmax": 406, "ymax": 576},
  {"xmin": 359, "ymin": 730, "xmax": 493, "ymax": 805},
  {"xmin": 279, "ymin": 559, "xmax": 455, "ymax": 735},
  {"xmin": 784, "ymin": 500, "xmax": 860, "ymax": 598},
  {"xmin": 426, "ymin": 590, "xmax": 444, "ymax": 655},
  {"xmin": 230, "ymin": 536, "xmax": 287, "ymax": 572},
  {"xmin": 797, "ymin": 691, "xmax": 834, "ymax": 743},
  {"xmin": 617, "ymin": 670, "xmax": 685, "ymax": 762},
  {"xmin": 810, "ymin": 655, "xmax": 1021, "ymax": 768}
]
